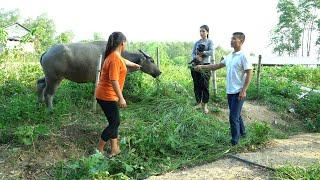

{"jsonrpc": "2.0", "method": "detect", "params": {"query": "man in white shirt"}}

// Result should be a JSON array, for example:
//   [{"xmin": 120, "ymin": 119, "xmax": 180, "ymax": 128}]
[{"xmin": 195, "ymin": 32, "xmax": 253, "ymax": 145}]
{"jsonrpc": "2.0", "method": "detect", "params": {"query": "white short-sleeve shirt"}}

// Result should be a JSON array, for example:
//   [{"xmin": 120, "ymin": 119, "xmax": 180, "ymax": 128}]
[{"xmin": 221, "ymin": 51, "xmax": 253, "ymax": 94}]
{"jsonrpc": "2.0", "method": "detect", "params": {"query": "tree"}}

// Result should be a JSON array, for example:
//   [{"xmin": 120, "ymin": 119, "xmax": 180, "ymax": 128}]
[
  {"xmin": 0, "ymin": 28, "xmax": 7, "ymax": 46},
  {"xmin": 0, "ymin": 8, "xmax": 20, "ymax": 28},
  {"xmin": 271, "ymin": 0, "xmax": 302, "ymax": 56},
  {"xmin": 298, "ymin": 0, "xmax": 320, "ymax": 56},
  {"xmin": 55, "ymin": 31, "xmax": 74, "ymax": 44},
  {"xmin": 272, "ymin": 0, "xmax": 320, "ymax": 56},
  {"xmin": 23, "ymin": 14, "xmax": 56, "ymax": 54},
  {"xmin": 93, "ymin": 32, "xmax": 105, "ymax": 41},
  {"xmin": 215, "ymin": 46, "xmax": 230, "ymax": 62},
  {"xmin": 316, "ymin": 19, "xmax": 320, "ymax": 58}
]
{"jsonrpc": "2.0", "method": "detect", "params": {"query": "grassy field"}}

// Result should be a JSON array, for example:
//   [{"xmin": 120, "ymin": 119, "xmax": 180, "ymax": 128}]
[{"xmin": 0, "ymin": 46, "xmax": 319, "ymax": 179}]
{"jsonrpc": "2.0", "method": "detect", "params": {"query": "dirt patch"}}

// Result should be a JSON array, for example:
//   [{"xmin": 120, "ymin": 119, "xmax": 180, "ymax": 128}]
[
  {"xmin": 238, "ymin": 133, "xmax": 320, "ymax": 168},
  {"xmin": 213, "ymin": 100, "xmax": 288, "ymax": 126},
  {"xmin": 0, "ymin": 124, "xmax": 99, "ymax": 179},
  {"xmin": 148, "ymin": 157, "xmax": 272, "ymax": 180}
]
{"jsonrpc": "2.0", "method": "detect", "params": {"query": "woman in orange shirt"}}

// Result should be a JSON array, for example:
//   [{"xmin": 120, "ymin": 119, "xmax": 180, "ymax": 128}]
[{"xmin": 95, "ymin": 32, "xmax": 140, "ymax": 157}]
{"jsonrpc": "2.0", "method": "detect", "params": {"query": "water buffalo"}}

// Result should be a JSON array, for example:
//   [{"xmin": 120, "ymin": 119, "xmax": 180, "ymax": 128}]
[{"xmin": 37, "ymin": 41, "xmax": 161, "ymax": 109}]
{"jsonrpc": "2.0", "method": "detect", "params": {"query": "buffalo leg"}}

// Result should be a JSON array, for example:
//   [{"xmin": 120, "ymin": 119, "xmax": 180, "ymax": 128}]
[
  {"xmin": 37, "ymin": 77, "xmax": 46, "ymax": 103},
  {"xmin": 44, "ymin": 78, "xmax": 62, "ymax": 109}
]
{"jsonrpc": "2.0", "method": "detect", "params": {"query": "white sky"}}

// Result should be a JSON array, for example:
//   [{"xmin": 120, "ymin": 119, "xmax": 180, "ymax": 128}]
[{"xmin": 2, "ymin": 0, "xmax": 279, "ymax": 56}]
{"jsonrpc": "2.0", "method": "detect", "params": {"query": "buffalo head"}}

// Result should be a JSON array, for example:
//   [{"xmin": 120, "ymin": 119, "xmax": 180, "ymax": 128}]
[
  {"xmin": 138, "ymin": 50, "xmax": 161, "ymax": 78},
  {"xmin": 122, "ymin": 50, "xmax": 161, "ymax": 78}
]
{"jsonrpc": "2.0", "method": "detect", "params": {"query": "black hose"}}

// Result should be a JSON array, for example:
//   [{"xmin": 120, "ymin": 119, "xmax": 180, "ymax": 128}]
[{"xmin": 227, "ymin": 154, "xmax": 276, "ymax": 172}]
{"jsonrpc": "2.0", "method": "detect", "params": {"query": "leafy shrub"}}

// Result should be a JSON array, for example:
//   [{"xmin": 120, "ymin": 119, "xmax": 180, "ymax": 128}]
[
  {"xmin": 304, "ymin": 115, "xmax": 320, "ymax": 133},
  {"xmin": 14, "ymin": 125, "xmax": 50, "ymax": 145},
  {"xmin": 295, "ymin": 92, "xmax": 320, "ymax": 120},
  {"xmin": 295, "ymin": 92, "xmax": 320, "ymax": 132},
  {"xmin": 248, "ymin": 122, "xmax": 271, "ymax": 145},
  {"xmin": 55, "ymin": 152, "xmax": 131, "ymax": 179},
  {"xmin": 123, "ymin": 72, "xmax": 145, "ymax": 102}
]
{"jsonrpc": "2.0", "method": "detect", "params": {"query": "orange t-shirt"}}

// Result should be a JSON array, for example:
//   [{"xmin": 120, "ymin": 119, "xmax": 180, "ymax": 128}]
[{"xmin": 95, "ymin": 52, "xmax": 127, "ymax": 101}]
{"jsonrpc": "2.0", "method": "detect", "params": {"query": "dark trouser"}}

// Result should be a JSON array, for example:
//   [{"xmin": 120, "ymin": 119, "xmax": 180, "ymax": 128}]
[
  {"xmin": 227, "ymin": 93, "xmax": 246, "ymax": 145},
  {"xmin": 97, "ymin": 99, "xmax": 120, "ymax": 142},
  {"xmin": 191, "ymin": 69, "xmax": 211, "ymax": 104}
]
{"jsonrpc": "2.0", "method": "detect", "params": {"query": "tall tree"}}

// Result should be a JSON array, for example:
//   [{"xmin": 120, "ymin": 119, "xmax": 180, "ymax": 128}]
[
  {"xmin": 316, "ymin": 19, "xmax": 320, "ymax": 57},
  {"xmin": 271, "ymin": 0, "xmax": 302, "ymax": 56},
  {"xmin": 298, "ymin": 0, "xmax": 320, "ymax": 56}
]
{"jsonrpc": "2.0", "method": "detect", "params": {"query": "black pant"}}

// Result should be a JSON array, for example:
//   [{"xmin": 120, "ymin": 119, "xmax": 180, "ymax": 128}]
[
  {"xmin": 191, "ymin": 69, "xmax": 211, "ymax": 104},
  {"xmin": 97, "ymin": 99, "xmax": 120, "ymax": 142}
]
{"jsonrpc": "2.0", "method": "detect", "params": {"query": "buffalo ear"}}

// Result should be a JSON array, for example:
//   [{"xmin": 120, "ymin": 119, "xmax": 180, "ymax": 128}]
[{"xmin": 139, "ymin": 49, "xmax": 151, "ymax": 58}]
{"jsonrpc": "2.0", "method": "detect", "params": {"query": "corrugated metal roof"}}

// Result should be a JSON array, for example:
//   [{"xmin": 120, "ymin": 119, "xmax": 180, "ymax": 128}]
[
  {"xmin": 249, "ymin": 56, "xmax": 320, "ymax": 65},
  {"xmin": 4, "ymin": 23, "xmax": 30, "ymax": 41}
]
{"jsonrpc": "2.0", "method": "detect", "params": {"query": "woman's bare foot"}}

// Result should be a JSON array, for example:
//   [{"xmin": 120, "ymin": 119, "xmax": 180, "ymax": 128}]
[
  {"xmin": 98, "ymin": 138, "xmax": 107, "ymax": 153},
  {"xmin": 109, "ymin": 138, "xmax": 121, "ymax": 157},
  {"xmin": 194, "ymin": 103, "xmax": 202, "ymax": 109},
  {"xmin": 203, "ymin": 104, "xmax": 209, "ymax": 114},
  {"xmin": 108, "ymin": 149, "xmax": 121, "ymax": 158}
]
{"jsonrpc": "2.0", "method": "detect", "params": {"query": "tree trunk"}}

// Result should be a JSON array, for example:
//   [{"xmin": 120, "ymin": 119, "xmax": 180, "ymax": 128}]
[
  {"xmin": 306, "ymin": 22, "xmax": 311, "ymax": 57},
  {"xmin": 301, "ymin": 27, "xmax": 305, "ymax": 56},
  {"xmin": 307, "ymin": 20, "xmax": 314, "ymax": 57}
]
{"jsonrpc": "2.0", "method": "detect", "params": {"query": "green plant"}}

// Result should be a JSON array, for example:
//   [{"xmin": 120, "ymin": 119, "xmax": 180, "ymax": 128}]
[
  {"xmin": 55, "ymin": 152, "xmax": 131, "ymax": 179},
  {"xmin": 14, "ymin": 125, "xmax": 50, "ymax": 145},
  {"xmin": 296, "ymin": 92, "xmax": 320, "ymax": 120},
  {"xmin": 275, "ymin": 163, "xmax": 320, "ymax": 179},
  {"xmin": 248, "ymin": 122, "xmax": 271, "ymax": 145},
  {"xmin": 0, "ymin": 27, "xmax": 8, "ymax": 45}
]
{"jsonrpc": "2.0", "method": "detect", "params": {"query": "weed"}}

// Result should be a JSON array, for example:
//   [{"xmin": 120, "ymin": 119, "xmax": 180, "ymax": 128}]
[
  {"xmin": 276, "ymin": 163, "xmax": 320, "ymax": 179},
  {"xmin": 14, "ymin": 125, "xmax": 50, "ymax": 145}
]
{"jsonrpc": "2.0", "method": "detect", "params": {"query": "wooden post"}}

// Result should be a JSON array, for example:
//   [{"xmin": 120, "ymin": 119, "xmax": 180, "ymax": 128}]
[
  {"xmin": 156, "ymin": 47, "xmax": 160, "ymax": 69},
  {"xmin": 211, "ymin": 56, "xmax": 217, "ymax": 97},
  {"xmin": 93, "ymin": 55, "xmax": 103, "ymax": 111},
  {"xmin": 256, "ymin": 55, "xmax": 262, "ymax": 98},
  {"xmin": 156, "ymin": 47, "xmax": 160, "ymax": 90}
]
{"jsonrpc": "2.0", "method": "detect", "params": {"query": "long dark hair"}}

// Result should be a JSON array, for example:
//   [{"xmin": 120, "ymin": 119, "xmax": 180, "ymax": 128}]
[
  {"xmin": 104, "ymin": 32, "xmax": 127, "ymax": 58},
  {"xmin": 200, "ymin": 25, "xmax": 209, "ymax": 38}
]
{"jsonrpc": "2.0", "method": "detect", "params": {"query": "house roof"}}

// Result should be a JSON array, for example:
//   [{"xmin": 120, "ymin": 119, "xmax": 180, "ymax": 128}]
[
  {"xmin": 249, "ymin": 56, "xmax": 320, "ymax": 65},
  {"xmin": 3, "ymin": 22, "xmax": 31, "ymax": 41}
]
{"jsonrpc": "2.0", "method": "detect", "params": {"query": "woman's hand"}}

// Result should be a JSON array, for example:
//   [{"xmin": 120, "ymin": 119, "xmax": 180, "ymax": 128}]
[
  {"xmin": 125, "ymin": 59, "xmax": 141, "ymax": 70},
  {"xmin": 132, "ymin": 63, "xmax": 141, "ymax": 70},
  {"xmin": 118, "ymin": 97, "xmax": 127, "ymax": 108},
  {"xmin": 196, "ymin": 55, "xmax": 203, "ymax": 61},
  {"xmin": 194, "ymin": 65, "xmax": 202, "ymax": 71},
  {"xmin": 198, "ymin": 52, "xmax": 204, "ymax": 57}
]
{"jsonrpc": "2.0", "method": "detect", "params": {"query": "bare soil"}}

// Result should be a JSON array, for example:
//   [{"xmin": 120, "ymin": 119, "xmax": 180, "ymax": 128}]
[
  {"xmin": 0, "ymin": 124, "xmax": 98, "ymax": 179},
  {"xmin": 214, "ymin": 100, "xmax": 289, "ymax": 126}
]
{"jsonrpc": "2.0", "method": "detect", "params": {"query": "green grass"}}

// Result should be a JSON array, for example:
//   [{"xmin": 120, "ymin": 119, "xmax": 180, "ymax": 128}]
[{"xmin": 276, "ymin": 163, "xmax": 320, "ymax": 180}]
